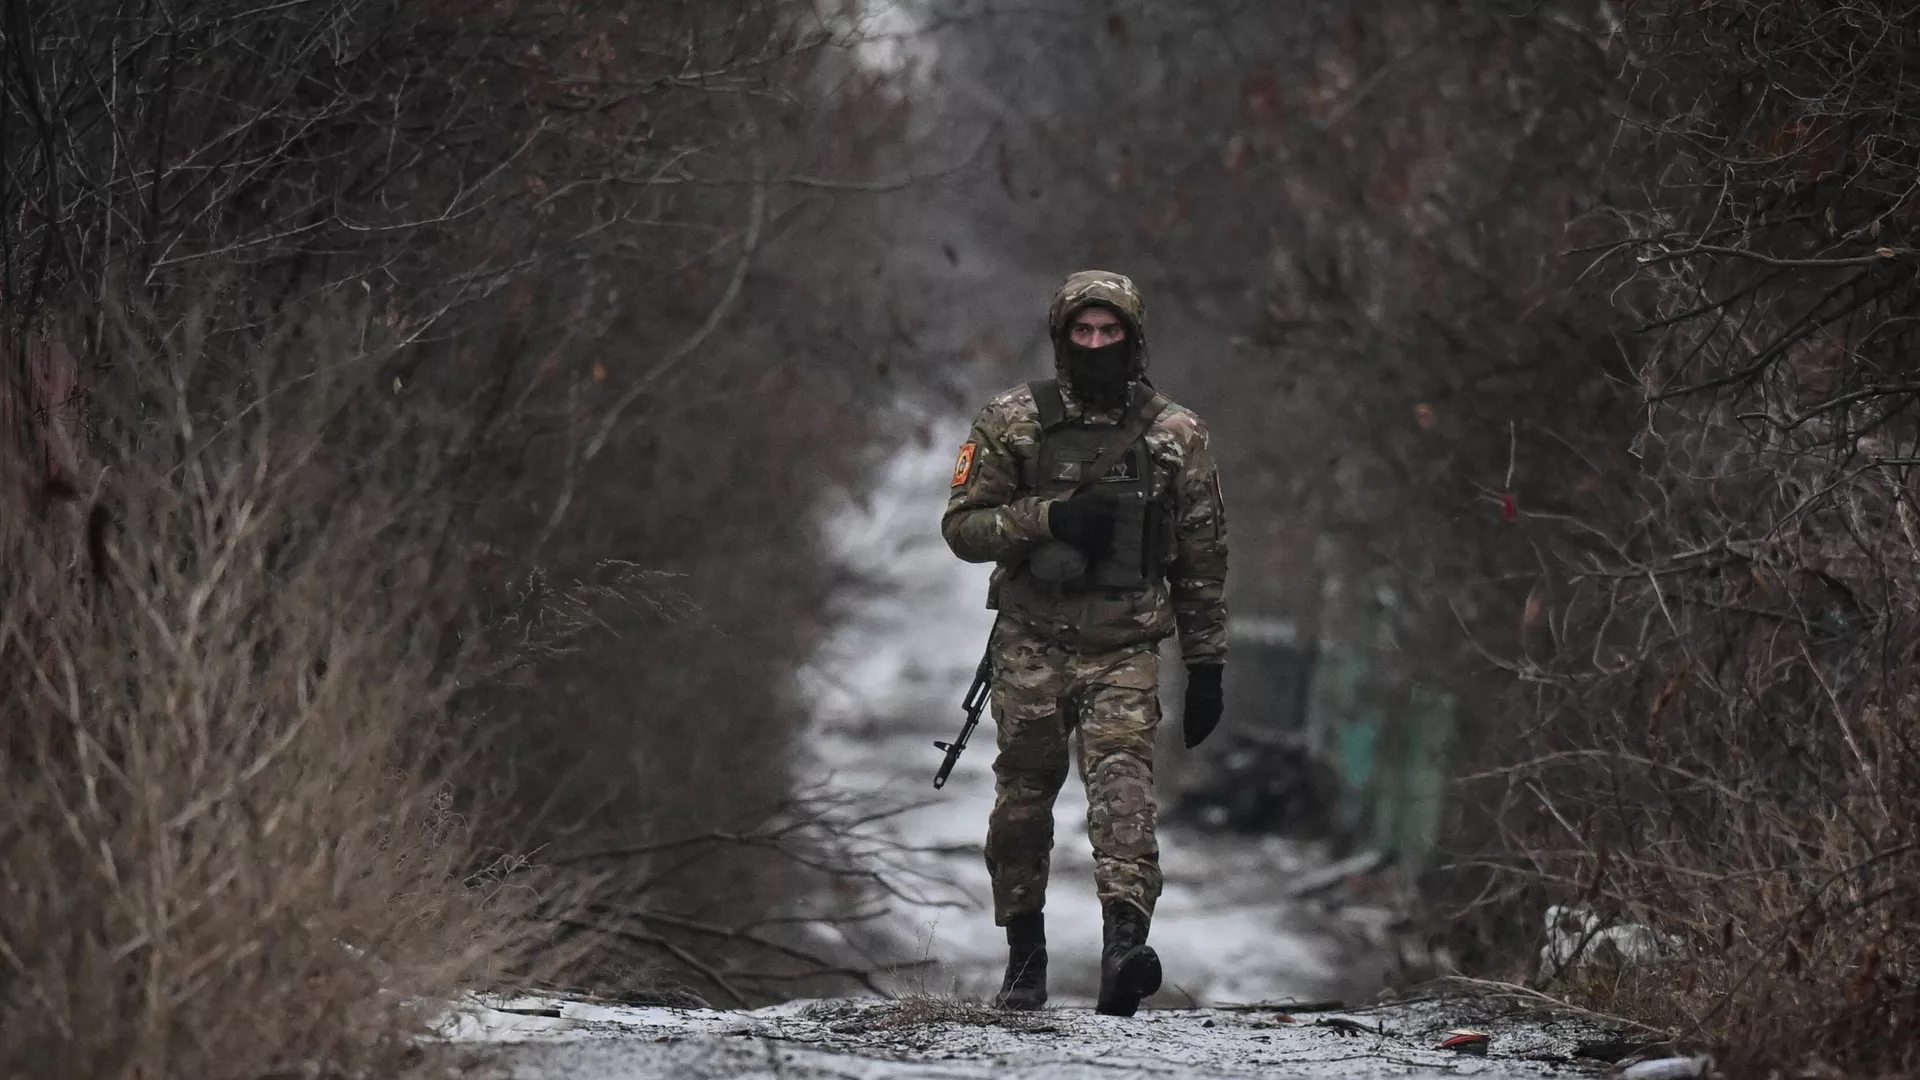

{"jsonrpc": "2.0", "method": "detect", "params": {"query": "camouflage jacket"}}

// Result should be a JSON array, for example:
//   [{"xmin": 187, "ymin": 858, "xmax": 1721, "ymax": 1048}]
[{"xmin": 941, "ymin": 380, "xmax": 1229, "ymax": 665}]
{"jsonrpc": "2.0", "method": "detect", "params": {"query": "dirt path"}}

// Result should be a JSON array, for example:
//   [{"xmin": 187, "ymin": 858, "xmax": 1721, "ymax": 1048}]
[{"xmin": 449, "ymin": 995, "xmax": 1616, "ymax": 1079}]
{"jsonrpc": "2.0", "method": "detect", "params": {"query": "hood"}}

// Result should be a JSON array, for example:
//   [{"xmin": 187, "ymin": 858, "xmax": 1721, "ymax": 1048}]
[{"xmin": 1047, "ymin": 269, "xmax": 1149, "ymax": 388}]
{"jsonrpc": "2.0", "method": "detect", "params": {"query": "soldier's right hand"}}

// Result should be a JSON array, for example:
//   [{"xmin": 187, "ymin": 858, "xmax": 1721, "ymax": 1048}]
[
  {"xmin": 1182, "ymin": 664, "xmax": 1224, "ymax": 747},
  {"xmin": 1047, "ymin": 492, "xmax": 1118, "ymax": 555}
]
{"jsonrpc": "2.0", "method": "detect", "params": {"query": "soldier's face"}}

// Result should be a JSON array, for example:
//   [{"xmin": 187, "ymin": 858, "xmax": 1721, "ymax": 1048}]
[{"xmin": 1068, "ymin": 307, "xmax": 1128, "ymax": 348}]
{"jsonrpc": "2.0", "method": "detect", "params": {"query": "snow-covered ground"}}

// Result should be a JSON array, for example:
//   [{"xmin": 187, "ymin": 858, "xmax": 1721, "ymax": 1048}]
[
  {"xmin": 797, "ymin": 423, "xmax": 1390, "ymax": 1008},
  {"xmin": 448, "ymin": 993, "xmax": 1620, "ymax": 1079}
]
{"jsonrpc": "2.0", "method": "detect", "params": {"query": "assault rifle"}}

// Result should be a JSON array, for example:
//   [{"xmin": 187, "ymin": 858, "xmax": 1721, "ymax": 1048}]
[{"xmin": 933, "ymin": 644, "xmax": 993, "ymax": 789}]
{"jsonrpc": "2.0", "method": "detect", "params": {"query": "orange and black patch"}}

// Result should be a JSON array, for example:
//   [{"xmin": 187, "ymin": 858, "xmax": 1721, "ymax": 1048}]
[{"xmin": 951, "ymin": 442, "xmax": 978, "ymax": 487}]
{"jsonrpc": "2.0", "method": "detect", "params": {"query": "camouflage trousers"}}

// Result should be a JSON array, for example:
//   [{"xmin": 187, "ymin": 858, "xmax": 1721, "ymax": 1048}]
[{"xmin": 984, "ymin": 618, "xmax": 1163, "ymax": 925}]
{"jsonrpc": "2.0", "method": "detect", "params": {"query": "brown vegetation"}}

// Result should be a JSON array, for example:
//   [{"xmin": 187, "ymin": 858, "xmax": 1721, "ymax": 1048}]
[
  {"xmin": 1, "ymin": 304, "xmax": 523, "ymax": 1079},
  {"xmin": 1459, "ymin": 3, "xmax": 1920, "ymax": 1073},
  {"xmin": 1, "ymin": 0, "xmax": 927, "ymax": 1075}
]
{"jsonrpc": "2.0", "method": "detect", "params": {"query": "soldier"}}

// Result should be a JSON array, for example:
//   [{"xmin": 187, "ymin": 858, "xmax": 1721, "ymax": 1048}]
[{"xmin": 942, "ymin": 270, "xmax": 1229, "ymax": 1016}]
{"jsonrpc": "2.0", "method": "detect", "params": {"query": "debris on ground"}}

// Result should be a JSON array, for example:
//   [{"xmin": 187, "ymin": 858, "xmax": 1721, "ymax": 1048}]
[
  {"xmin": 1619, "ymin": 1054, "xmax": 1711, "ymax": 1080},
  {"xmin": 1312, "ymin": 1016, "xmax": 1380, "ymax": 1036},
  {"xmin": 1440, "ymin": 1028, "xmax": 1490, "ymax": 1055}
]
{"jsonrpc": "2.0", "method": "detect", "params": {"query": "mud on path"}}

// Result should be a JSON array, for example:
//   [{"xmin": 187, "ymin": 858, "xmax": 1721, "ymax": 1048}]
[{"xmin": 449, "ymin": 994, "xmax": 1617, "ymax": 1079}]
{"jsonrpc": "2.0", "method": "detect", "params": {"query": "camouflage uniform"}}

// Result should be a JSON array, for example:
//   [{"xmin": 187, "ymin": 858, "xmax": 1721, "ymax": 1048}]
[{"xmin": 942, "ymin": 271, "xmax": 1229, "ymax": 925}]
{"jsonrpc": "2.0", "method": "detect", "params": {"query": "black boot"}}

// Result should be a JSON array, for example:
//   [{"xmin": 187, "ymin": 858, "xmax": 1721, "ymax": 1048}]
[
  {"xmin": 993, "ymin": 912, "xmax": 1048, "ymax": 1010},
  {"xmin": 1095, "ymin": 901, "xmax": 1161, "ymax": 1017}
]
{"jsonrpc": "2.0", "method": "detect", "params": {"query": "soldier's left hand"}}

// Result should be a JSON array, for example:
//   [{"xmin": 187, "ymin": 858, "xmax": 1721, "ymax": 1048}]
[{"xmin": 1182, "ymin": 664, "xmax": 1224, "ymax": 748}]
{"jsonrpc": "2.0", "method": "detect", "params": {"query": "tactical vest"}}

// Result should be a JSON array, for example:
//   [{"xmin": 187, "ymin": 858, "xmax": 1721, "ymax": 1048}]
[{"xmin": 1019, "ymin": 379, "xmax": 1173, "ymax": 591}]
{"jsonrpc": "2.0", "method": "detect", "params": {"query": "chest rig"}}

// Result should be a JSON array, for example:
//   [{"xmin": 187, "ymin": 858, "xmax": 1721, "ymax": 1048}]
[{"xmin": 1020, "ymin": 379, "xmax": 1172, "ymax": 591}]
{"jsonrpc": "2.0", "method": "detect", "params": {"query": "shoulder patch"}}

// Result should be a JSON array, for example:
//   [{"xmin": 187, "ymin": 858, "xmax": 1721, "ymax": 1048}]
[{"xmin": 951, "ymin": 442, "xmax": 978, "ymax": 487}]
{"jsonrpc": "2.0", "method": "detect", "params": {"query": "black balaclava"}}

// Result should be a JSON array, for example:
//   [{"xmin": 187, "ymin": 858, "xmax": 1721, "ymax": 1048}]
[{"xmin": 1058, "ymin": 305, "xmax": 1135, "ymax": 408}]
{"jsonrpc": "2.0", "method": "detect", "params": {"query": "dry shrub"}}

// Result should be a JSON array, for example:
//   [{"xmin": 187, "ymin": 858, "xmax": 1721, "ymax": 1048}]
[
  {"xmin": 0, "ymin": 285, "xmax": 927, "ymax": 1070},
  {"xmin": 1470, "ymin": 415, "xmax": 1920, "ymax": 1070},
  {"xmin": 1458, "ymin": 2, "xmax": 1920, "ymax": 1073},
  {"xmin": 0, "ymin": 300, "xmax": 530, "ymax": 1080},
  {"xmin": 2, "ymin": 0, "xmax": 926, "ymax": 1019}
]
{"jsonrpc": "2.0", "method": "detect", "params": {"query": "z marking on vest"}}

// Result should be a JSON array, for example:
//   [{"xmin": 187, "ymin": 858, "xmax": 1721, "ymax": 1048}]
[{"xmin": 1048, "ymin": 453, "xmax": 1139, "ymax": 485}]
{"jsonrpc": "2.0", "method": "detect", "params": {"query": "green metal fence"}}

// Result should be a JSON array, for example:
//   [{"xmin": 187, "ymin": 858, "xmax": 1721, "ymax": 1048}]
[
  {"xmin": 1222, "ymin": 615, "xmax": 1457, "ymax": 868},
  {"xmin": 1305, "ymin": 639, "xmax": 1455, "ymax": 868}
]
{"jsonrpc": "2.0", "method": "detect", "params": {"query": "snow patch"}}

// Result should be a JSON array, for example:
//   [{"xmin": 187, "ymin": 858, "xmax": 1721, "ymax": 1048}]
[{"xmin": 820, "ymin": 1, "xmax": 939, "ymax": 83}]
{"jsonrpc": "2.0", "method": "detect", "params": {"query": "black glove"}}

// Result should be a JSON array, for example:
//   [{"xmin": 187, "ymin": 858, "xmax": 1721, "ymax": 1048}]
[
  {"xmin": 1047, "ymin": 492, "xmax": 1118, "ymax": 555},
  {"xmin": 1182, "ymin": 664, "xmax": 1224, "ymax": 748}
]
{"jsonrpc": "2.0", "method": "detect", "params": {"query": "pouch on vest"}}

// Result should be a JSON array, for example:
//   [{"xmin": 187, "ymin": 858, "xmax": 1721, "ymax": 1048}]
[{"xmin": 1023, "ymin": 380, "xmax": 1170, "ymax": 591}]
